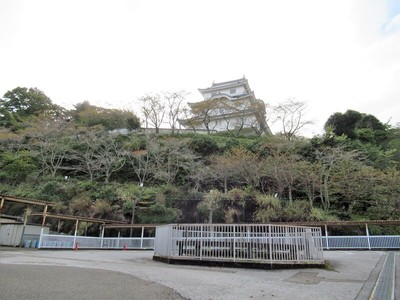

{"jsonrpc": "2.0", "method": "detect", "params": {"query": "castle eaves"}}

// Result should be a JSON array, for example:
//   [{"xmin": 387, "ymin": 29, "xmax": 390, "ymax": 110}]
[{"xmin": 198, "ymin": 77, "xmax": 251, "ymax": 94}]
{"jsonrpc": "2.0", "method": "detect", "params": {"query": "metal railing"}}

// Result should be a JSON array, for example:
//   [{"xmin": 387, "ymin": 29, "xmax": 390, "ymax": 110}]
[
  {"xmin": 39, "ymin": 234, "xmax": 155, "ymax": 249},
  {"xmin": 154, "ymin": 224, "xmax": 324, "ymax": 265},
  {"xmin": 37, "ymin": 228, "xmax": 400, "ymax": 252},
  {"xmin": 323, "ymin": 235, "xmax": 400, "ymax": 250}
]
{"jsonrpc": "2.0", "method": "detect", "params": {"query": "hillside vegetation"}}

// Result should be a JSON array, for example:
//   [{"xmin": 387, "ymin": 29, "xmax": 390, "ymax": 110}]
[{"xmin": 1, "ymin": 87, "xmax": 399, "ymax": 234}]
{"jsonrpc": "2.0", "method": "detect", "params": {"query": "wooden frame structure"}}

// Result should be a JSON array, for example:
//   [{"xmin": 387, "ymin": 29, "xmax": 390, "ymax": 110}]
[
  {"xmin": 1, "ymin": 195, "xmax": 53, "ymax": 227},
  {"xmin": 1, "ymin": 195, "xmax": 129, "ymax": 248}
]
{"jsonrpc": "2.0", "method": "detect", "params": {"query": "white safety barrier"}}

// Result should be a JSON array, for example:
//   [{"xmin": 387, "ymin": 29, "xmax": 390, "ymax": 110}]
[
  {"xmin": 38, "ymin": 227, "xmax": 400, "ymax": 252},
  {"xmin": 154, "ymin": 224, "xmax": 324, "ymax": 265},
  {"xmin": 323, "ymin": 235, "xmax": 400, "ymax": 250},
  {"xmin": 39, "ymin": 234, "xmax": 154, "ymax": 249}
]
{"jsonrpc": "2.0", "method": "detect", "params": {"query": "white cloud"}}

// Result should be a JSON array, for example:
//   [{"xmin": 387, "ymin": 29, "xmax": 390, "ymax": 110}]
[{"xmin": 383, "ymin": 12, "xmax": 400, "ymax": 34}]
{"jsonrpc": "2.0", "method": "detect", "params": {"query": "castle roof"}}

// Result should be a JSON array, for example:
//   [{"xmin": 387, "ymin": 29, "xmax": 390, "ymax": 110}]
[{"xmin": 198, "ymin": 77, "xmax": 251, "ymax": 95}]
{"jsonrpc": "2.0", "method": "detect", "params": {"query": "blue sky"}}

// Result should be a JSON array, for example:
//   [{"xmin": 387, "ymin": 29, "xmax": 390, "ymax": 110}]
[
  {"xmin": 387, "ymin": 0, "xmax": 400, "ymax": 18},
  {"xmin": 383, "ymin": 1, "xmax": 400, "ymax": 35},
  {"xmin": 0, "ymin": 0, "xmax": 399, "ymax": 136}
]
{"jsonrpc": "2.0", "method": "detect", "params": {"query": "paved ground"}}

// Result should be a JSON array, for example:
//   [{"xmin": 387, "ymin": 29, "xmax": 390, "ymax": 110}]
[
  {"xmin": 0, "ymin": 264, "xmax": 184, "ymax": 300},
  {"xmin": 0, "ymin": 248, "xmax": 398, "ymax": 300}
]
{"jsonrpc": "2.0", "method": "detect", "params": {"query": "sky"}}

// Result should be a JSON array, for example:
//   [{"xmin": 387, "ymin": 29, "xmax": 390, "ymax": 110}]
[{"xmin": 1, "ymin": 0, "xmax": 399, "ymax": 136}]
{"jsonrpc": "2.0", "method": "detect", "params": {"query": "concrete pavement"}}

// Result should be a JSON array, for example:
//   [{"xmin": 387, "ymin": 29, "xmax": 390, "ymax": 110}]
[{"xmin": 0, "ymin": 248, "xmax": 397, "ymax": 299}]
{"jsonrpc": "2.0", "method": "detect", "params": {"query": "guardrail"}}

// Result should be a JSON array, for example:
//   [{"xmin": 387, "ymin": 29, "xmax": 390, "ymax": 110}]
[
  {"xmin": 37, "ymin": 231, "xmax": 400, "ymax": 251},
  {"xmin": 323, "ymin": 235, "xmax": 400, "ymax": 250},
  {"xmin": 39, "ymin": 234, "xmax": 155, "ymax": 249}
]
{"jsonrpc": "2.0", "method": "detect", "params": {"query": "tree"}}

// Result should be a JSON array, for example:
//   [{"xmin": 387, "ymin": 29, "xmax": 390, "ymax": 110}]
[
  {"xmin": 282, "ymin": 200, "xmax": 313, "ymax": 222},
  {"xmin": 117, "ymin": 184, "xmax": 142, "ymax": 236},
  {"xmin": 218, "ymin": 98, "xmax": 251, "ymax": 137},
  {"xmin": 208, "ymin": 148, "xmax": 260, "ymax": 194},
  {"xmin": 272, "ymin": 98, "xmax": 312, "ymax": 140},
  {"xmin": 28, "ymin": 118, "xmax": 75, "ymax": 177},
  {"xmin": 264, "ymin": 151, "xmax": 297, "ymax": 203},
  {"xmin": 218, "ymin": 98, "xmax": 269, "ymax": 137},
  {"xmin": 90, "ymin": 199, "xmax": 112, "ymax": 218},
  {"xmin": 165, "ymin": 91, "xmax": 188, "ymax": 134},
  {"xmin": 139, "ymin": 94, "xmax": 166, "ymax": 133},
  {"xmin": 324, "ymin": 110, "xmax": 388, "ymax": 143},
  {"xmin": 0, "ymin": 87, "xmax": 65, "ymax": 130},
  {"xmin": 68, "ymin": 192, "xmax": 92, "ymax": 216},
  {"xmin": 208, "ymin": 151, "xmax": 239, "ymax": 194},
  {"xmin": 1, "ymin": 87, "xmax": 61, "ymax": 118},
  {"xmin": 138, "ymin": 202, "xmax": 181, "ymax": 224},
  {"xmin": 386, "ymin": 125, "xmax": 400, "ymax": 169},
  {"xmin": 71, "ymin": 130, "xmax": 125, "ymax": 183},
  {"xmin": 183, "ymin": 99, "xmax": 220, "ymax": 134},
  {"xmin": 179, "ymin": 105, "xmax": 201, "ymax": 132},
  {"xmin": 366, "ymin": 168, "xmax": 400, "ymax": 220},
  {"xmin": 187, "ymin": 160, "xmax": 209, "ymax": 192},
  {"xmin": 72, "ymin": 101, "xmax": 140, "ymax": 131},
  {"xmin": 125, "ymin": 134, "xmax": 157, "ymax": 187},
  {"xmin": 331, "ymin": 163, "xmax": 380, "ymax": 214},
  {"xmin": 230, "ymin": 148, "xmax": 262, "ymax": 188},
  {"xmin": 254, "ymin": 194, "xmax": 281, "ymax": 222},
  {"xmin": 224, "ymin": 188, "xmax": 248, "ymax": 223},
  {"xmin": 152, "ymin": 138, "xmax": 198, "ymax": 185},
  {"xmin": 295, "ymin": 160, "xmax": 320, "ymax": 207},
  {"xmin": 96, "ymin": 134, "xmax": 126, "ymax": 183},
  {"xmin": 0, "ymin": 150, "xmax": 37, "ymax": 182},
  {"xmin": 197, "ymin": 189, "xmax": 224, "ymax": 223},
  {"xmin": 262, "ymin": 139, "xmax": 305, "ymax": 203},
  {"xmin": 0, "ymin": 109, "xmax": 22, "ymax": 128},
  {"xmin": 314, "ymin": 146, "xmax": 362, "ymax": 210},
  {"xmin": 69, "ymin": 130, "xmax": 101, "ymax": 181},
  {"xmin": 324, "ymin": 110, "xmax": 363, "ymax": 139}
]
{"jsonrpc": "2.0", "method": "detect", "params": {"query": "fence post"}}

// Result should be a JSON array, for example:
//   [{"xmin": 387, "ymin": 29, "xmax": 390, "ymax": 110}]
[
  {"xmin": 100, "ymin": 224, "xmax": 105, "ymax": 248},
  {"xmin": 38, "ymin": 227, "xmax": 43, "ymax": 249},
  {"xmin": 233, "ymin": 225, "xmax": 236, "ymax": 261},
  {"xmin": 325, "ymin": 225, "xmax": 329, "ymax": 250},
  {"xmin": 200, "ymin": 224, "xmax": 203, "ymax": 260},
  {"xmin": 268, "ymin": 224, "xmax": 273, "ymax": 265},
  {"xmin": 295, "ymin": 227, "xmax": 300, "ymax": 262},
  {"xmin": 140, "ymin": 226, "xmax": 144, "ymax": 249},
  {"xmin": 366, "ymin": 223, "xmax": 371, "ymax": 250},
  {"xmin": 73, "ymin": 219, "xmax": 79, "ymax": 250},
  {"xmin": 19, "ymin": 212, "xmax": 29, "ymax": 247}
]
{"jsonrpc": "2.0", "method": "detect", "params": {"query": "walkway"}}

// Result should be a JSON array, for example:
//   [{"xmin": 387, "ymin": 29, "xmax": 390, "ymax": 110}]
[{"xmin": 0, "ymin": 248, "xmax": 398, "ymax": 299}]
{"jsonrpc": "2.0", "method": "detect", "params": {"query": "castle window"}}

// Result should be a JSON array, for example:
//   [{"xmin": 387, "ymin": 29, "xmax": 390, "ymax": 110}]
[{"xmin": 230, "ymin": 88, "xmax": 236, "ymax": 94}]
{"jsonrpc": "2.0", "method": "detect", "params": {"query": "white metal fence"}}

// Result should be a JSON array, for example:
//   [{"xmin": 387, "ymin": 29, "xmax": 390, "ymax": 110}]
[
  {"xmin": 39, "ymin": 234, "xmax": 155, "ymax": 249},
  {"xmin": 154, "ymin": 224, "xmax": 324, "ymax": 265},
  {"xmin": 37, "ymin": 228, "xmax": 400, "ymax": 252},
  {"xmin": 323, "ymin": 235, "xmax": 400, "ymax": 249}
]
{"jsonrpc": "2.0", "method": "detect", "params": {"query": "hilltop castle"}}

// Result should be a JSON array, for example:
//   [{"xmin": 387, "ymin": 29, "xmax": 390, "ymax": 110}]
[{"xmin": 179, "ymin": 77, "xmax": 272, "ymax": 135}]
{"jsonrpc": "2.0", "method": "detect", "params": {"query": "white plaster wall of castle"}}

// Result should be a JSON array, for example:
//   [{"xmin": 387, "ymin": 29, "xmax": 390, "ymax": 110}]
[
  {"xmin": 192, "ymin": 114, "xmax": 258, "ymax": 132},
  {"xmin": 216, "ymin": 114, "xmax": 258, "ymax": 131},
  {"xmin": 203, "ymin": 86, "xmax": 246, "ymax": 100}
]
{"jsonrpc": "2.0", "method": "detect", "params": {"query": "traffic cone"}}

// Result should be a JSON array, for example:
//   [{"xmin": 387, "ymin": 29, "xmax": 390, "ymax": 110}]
[
  {"xmin": 74, "ymin": 242, "xmax": 78, "ymax": 251},
  {"xmin": 123, "ymin": 243, "xmax": 126, "ymax": 251}
]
